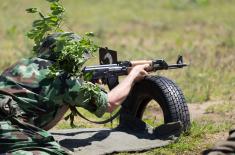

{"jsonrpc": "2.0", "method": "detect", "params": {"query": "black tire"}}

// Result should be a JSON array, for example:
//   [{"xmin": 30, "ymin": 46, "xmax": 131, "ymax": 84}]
[{"xmin": 120, "ymin": 76, "xmax": 190, "ymax": 131}]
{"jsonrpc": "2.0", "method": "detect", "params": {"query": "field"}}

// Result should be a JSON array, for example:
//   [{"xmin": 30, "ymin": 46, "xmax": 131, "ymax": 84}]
[{"xmin": 0, "ymin": 0, "xmax": 235, "ymax": 154}]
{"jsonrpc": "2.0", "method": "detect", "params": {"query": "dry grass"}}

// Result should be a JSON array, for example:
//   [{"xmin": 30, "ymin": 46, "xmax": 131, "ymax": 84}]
[{"xmin": 0, "ymin": 0, "xmax": 234, "ymax": 102}]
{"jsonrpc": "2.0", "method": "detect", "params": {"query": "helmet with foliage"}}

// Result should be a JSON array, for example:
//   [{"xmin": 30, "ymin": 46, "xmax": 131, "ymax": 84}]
[
  {"xmin": 37, "ymin": 32, "xmax": 97, "ymax": 77},
  {"xmin": 36, "ymin": 32, "xmax": 88, "ymax": 61},
  {"xmin": 26, "ymin": 0, "xmax": 97, "ymax": 77}
]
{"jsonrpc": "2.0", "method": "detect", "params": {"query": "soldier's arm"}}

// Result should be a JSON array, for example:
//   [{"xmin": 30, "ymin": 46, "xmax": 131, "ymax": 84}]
[
  {"xmin": 63, "ymin": 64, "xmax": 149, "ymax": 117},
  {"xmin": 107, "ymin": 64, "xmax": 149, "ymax": 112}
]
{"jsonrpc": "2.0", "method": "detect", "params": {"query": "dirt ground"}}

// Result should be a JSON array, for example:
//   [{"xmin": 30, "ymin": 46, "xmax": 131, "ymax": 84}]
[
  {"xmin": 189, "ymin": 100, "xmax": 234, "ymax": 120},
  {"xmin": 188, "ymin": 100, "xmax": 235, "ymax": 141}
]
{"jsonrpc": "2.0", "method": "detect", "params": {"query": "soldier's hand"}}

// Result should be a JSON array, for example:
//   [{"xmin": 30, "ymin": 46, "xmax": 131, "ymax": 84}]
[{"xmin": 129, "ymin": 64, "xmax": 150, "ymax": 82}]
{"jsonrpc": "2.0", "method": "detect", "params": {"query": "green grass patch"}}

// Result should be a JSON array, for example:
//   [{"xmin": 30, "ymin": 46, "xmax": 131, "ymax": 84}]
[
  {"xmin": 1, "ymin": 0, "xmax": 235, "ymax": 103},
  {"xmin": 150, "ymin": 121, "xmax": 232, "ymax": 154},
  {"xmin": 116, "ymin": 121, "xmax": 232, "ymax": 155}
]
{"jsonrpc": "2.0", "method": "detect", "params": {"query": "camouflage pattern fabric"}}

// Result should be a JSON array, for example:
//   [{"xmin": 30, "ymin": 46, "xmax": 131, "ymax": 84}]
[
  {"xmin": 0, "ymin": 56, "xmax": 108, "ymax": 154},
  {"xmin": 0, "ymin": 119, "xmax": 70, "ymax": 155},
  {"xmin": 0, "ymin": 57, "xmax": 108, "ymax": 127},
  {"xmin": 202, "ymin": 129, "xmax": 235, "ymax": 155}
]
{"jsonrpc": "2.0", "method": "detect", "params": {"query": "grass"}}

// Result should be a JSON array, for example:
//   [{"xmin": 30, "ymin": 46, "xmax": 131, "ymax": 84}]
[
  {"xmin": 116, "ymin": 121, "xmax": 233, "ymax": 155},
  {"xmin": 149, "ymin": 122, "xmax": 232, "ymax": 155},
  {"xmin": 205, "ymin": 101, "xmax": 235, "ymax": 114},
  {"xmin": 0, "ymin": 0, "xmax": 234, "ymax": 103},
  {"xmin": 1, "ymin": 0, "xmax": 235, "ymax": 154}
]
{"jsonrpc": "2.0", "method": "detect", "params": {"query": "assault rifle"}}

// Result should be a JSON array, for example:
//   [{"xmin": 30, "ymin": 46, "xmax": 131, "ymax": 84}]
[{"xmin": 82, "ymin": 47, "xmax": 187, "ymax": 89}]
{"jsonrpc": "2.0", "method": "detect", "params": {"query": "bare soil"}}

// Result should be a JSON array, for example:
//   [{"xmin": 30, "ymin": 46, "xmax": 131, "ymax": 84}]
[
  {"xmin": 189, "ymin": 100, "xmax": 235, "ymax": 123},
  {"xmin": 188, "ymin": 100, "xmax": 235, "ymax": 145}
]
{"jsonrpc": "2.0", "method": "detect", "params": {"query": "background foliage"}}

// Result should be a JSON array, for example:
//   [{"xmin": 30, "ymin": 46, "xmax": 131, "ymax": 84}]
[{"xmin": 0, "ymin": 0, "xmax": 234, "ymax": 103}]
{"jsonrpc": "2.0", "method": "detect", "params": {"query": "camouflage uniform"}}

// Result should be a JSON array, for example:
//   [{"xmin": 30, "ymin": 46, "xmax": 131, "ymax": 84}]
[{"xmin": 0, "ymin": 34, "xmax": 108, "ymax": 154}]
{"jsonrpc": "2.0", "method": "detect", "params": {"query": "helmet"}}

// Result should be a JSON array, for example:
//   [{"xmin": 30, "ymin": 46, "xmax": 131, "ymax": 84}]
[
  {"xmin": 37, "ymin": 32, "xmax": 95, "ymax": 76},
  {"xmin": 37, "ymin": 32, "xmax": 84, "ymax": 61}
]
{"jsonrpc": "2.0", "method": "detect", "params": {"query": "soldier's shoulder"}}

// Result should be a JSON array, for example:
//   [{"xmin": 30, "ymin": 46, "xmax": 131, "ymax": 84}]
[
  {"xmin": 2, "ymin": 57, "xmax": 52, "ymax": 77},
  {"xmin": 5, "ymin": 57, "xmax": 52, "ymax": 68}
]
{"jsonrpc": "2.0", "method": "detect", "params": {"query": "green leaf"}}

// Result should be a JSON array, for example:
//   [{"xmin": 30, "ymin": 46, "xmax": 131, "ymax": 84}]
[
  {"xmin": 39, "ymin": 12, "xmax": 45, "ymax": 19},
  {"xmin": 32, "ymin": 20, "xmax": 44, "ymax": 27},
  {"xmin": 46, "ymin": 0, "xmax": 59, "ymax": 2},
  {"xmin": 50, "ymin": 2, "xmax": 65, "ymax": 15},
  {"xmin": 48, "ymin": 16, "xmax": 59, "ymax": 22},
  {"xmin": 85, "ymin": 32, "xmax": 95, "ymax": 37},
  {"xmin": 26, "ymin": 2, "xmax": 100, "ymax": 124},
  {"xmin": 83, "ymin": 72, "xmax": 93, "ymax": 81},
  {"xmin": 26, "ymin": 8, "xmax": 38, "ymax": 13}
]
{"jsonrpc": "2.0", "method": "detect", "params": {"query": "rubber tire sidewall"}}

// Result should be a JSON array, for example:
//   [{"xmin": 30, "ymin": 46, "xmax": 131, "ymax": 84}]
[{"xmin": 120, "ymin": 75, "xmax": 190, "ymax": 131}]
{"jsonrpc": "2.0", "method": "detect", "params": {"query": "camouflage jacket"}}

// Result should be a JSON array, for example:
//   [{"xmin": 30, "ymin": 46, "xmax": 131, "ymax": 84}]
[{"xmin": 0, "ymin": 57, "xmax": 108, "ymax": 128}]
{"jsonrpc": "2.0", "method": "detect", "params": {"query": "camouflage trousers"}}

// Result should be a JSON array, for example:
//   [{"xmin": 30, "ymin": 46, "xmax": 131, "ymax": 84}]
[
  {"xmin": 0, "ymin": 96, "xmax": 70, "ymax": 155},
  {"xmin": 202, "ymin": 129, "xmax": 235, "ymax": 155}
]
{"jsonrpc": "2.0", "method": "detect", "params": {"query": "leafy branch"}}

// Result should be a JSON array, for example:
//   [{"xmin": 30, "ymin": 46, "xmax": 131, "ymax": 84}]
[
  {"xmin": 26, "ymin": 0, "xmax": 65, "ymax": 52},
  {"xmin": 26, "ymin": 0, "xmax": 98, "ymax": 77},
  {"xmin": 26, "ymin": 0, "xmax": 101, "ymax": 127},
  {"xmin": 48, "ymin": 33, "xmax": 98, "ymax": 77}
]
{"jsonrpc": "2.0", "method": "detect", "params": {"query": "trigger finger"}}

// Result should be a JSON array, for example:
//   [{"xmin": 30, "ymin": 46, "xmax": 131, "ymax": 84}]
[{"xmin": 144, "ymin": 64, "xmax": 151, "ymax": 71}]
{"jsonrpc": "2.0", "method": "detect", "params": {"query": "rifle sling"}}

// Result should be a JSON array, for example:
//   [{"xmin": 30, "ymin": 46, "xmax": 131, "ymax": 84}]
[
  {"xmin": 0, "ymin": 90, "xmax": 120, "ymax": 125},
  {"xmin": 76, "ymin": 108, "xmax": 121, "ymax": 124}
]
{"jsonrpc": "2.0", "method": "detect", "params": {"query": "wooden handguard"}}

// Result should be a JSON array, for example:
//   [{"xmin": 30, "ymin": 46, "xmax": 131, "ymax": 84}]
[{"xmin": 130, "ymin": 60, "xmax": 152, "ymax": 66}]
